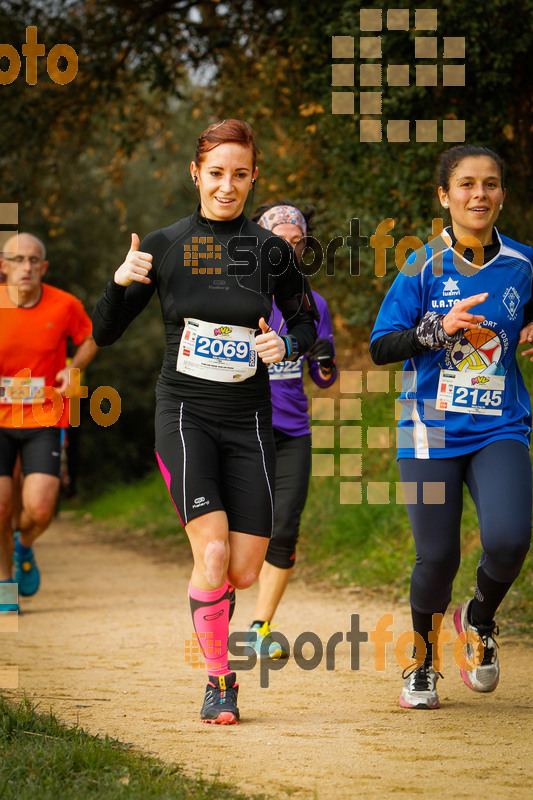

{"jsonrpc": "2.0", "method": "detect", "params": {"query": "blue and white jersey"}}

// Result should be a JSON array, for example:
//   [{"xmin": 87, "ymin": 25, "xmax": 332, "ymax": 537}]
[{"xmin": 371, "ymin": 229, "xmax": 533, "ymax": 458}]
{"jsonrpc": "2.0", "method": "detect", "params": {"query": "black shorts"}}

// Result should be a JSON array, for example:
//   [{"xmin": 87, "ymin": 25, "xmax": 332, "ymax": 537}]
[
  {"xmin": 0, "ymin": 427, "xmax": 63, "ymax": 477},
  {"xmin": 155, "ymin": 398, "xmax": 275, "ymax": 537}
]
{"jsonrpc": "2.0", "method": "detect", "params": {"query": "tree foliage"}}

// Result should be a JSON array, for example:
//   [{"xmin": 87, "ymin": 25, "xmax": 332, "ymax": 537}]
[
  {"xmin": 1, "ymin": 0, "xmax": 531, "ymax": 489},
  {"xmin": 205, "ymin": 0, "xmax": 533, "ymax": 322}
]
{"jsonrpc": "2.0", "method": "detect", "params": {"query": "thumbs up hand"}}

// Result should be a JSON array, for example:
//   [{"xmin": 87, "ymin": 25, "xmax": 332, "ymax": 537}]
[
  {"xmin": 258, "ymin": 317, "xmax": 270, "ymax": 335},
  {"xmin": 255, "ymin": 316, "xmax": 286, "ymax": 363},
  {"xmin": 113, "ymin": 233, "xmax": 153, "ymax": 287}
]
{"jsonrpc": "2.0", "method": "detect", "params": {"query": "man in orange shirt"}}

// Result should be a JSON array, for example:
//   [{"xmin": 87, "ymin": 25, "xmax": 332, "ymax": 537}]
[{"xmin": 0, "ymin": 233, "xmax": 97, "ymax": 609}]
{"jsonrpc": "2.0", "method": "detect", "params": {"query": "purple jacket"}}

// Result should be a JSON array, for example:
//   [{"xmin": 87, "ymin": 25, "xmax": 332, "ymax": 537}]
[{"xmin": 268, "ymin": 291, "xmax": 337, "ymax": 436}]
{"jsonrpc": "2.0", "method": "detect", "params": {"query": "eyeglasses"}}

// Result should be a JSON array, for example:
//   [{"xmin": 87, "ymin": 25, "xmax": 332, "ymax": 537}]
[{"xmin": 3, "ymin": 256, "xmax": 42, "ymax": 265}]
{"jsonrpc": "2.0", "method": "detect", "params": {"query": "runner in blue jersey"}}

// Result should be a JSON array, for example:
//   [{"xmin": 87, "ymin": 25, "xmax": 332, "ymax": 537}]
[
  {"xmin": 370, "ymin": 145, "xmax": 533, "ymax": 709},
  {"xmin": 245, "ymin": 203, "xmax": 337, "ymax": 657}
]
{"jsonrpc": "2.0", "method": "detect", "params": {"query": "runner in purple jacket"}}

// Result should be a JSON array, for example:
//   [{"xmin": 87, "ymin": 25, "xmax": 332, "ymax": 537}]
[{"xmin": 246, "ymin": 202, "xmax": 337, "ymax": 657}]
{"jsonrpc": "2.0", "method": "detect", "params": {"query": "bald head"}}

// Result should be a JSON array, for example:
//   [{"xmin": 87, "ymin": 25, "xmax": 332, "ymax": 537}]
[
  {"xmin": 3, "ymin": 232, "xmax": 46, "ymax": 261},
  {"xmin": 1, "ymin": 232, "xmax": 49, "ymax": 306}
]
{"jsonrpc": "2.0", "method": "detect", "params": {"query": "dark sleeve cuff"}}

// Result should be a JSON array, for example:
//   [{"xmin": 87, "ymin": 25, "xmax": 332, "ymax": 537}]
[
  {"xmin": 370, "ymin": 328, "xmax": 431, "ymax": 365},
  {"xmin": 105, "ymin": 280, "xmax": 128, "ymax": 301},
  {"xmin": 282, "ymin": 334, "xmax": 300, "ymax": 362}
]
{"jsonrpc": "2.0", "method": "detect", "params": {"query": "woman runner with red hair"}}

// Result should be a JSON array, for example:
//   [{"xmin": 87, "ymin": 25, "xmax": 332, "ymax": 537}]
[{"xmin": 93, "ymin": 120, "xmax": 318, "ymax": 724}]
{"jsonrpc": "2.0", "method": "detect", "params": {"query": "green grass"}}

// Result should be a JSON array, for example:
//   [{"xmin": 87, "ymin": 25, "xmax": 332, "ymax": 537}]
[
  {"xmin": 0, "ymin": 697, "xmax": 263, "ymax": 800},
  {"xmin": 79, "ymin": 472, "xmax": 188, "ymax": 548},
  {"xmin": 76, "ymin": 374, "xmax": 532, "ymax": 636}
]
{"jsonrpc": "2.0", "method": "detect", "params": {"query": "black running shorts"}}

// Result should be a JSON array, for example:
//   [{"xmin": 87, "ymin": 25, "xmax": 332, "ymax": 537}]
[
  {"xmin": 155, "ymin": 398, "xmax": 276, "ymax": 536},
  {"xmin": 0, "ymin": 427, "xmax": 63, "ymax": 477}
]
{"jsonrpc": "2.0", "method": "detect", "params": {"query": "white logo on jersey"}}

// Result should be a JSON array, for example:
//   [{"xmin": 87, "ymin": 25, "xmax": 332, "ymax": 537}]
[
  {"xmin": 443, "ymin": 278, "xmax": 460, "ymax": 296},
  {"xmin": 503, "ymin": 286, "xmax": 520, "ymax": 320}
]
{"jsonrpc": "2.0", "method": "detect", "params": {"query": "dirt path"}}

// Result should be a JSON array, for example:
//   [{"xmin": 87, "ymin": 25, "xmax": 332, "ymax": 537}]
[{"xmin": 2, "ymin": 515, "xmax": 531, "ymax": 799}]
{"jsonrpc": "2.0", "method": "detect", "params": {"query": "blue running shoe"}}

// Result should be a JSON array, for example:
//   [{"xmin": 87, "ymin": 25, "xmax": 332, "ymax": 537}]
[
  {"xmin": 0, "ymin": 578, "xmax": 18, "ymax": 613},
  {"xmin": 13, "ymin": 532, "xmax": 40, "ymax": 597},
  {"xmin": 246, "ymin": 621, "xmax": 289, "ymax": 660}
]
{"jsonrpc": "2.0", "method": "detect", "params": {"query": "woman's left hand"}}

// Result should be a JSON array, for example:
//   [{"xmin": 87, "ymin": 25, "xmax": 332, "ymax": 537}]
[
  {"xmin": 519, "ymin": 322, "xmax": 533, "ymax": 361},
  {"xmin": 255, "ymin": 317, "xmax": 286, "ymax": 363}
]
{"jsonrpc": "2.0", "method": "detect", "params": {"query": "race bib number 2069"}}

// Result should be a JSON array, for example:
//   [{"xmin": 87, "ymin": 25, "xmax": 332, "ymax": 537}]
[{"xmin": 177, "ymin": 318, "xmax": 257, "ymax": 383}]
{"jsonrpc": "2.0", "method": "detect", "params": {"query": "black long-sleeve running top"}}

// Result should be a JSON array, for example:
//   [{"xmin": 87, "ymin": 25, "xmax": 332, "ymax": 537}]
[{"xmin": 92, "ymin": 209, "xmax": 318, "ymax": 411}]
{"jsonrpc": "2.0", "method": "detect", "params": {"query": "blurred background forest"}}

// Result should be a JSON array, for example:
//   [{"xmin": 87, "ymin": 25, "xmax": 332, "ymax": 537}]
[{"xmin": 1, "ymin": 0, "xmax": 532, "ymax": 493}]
